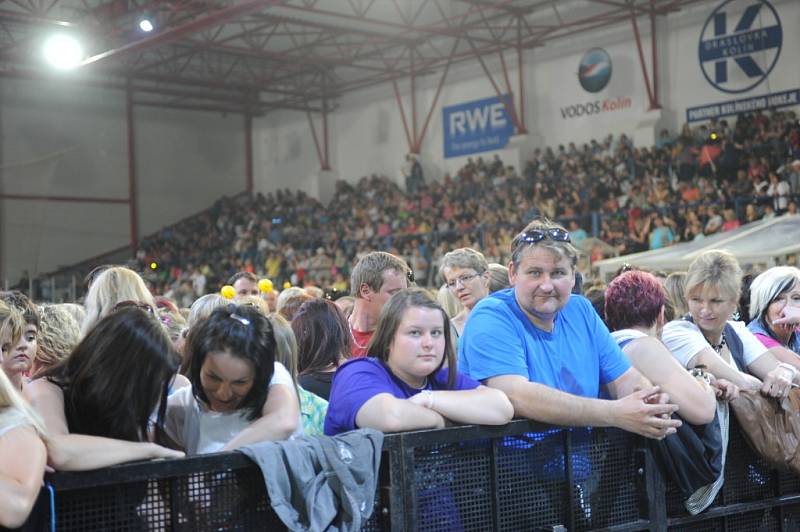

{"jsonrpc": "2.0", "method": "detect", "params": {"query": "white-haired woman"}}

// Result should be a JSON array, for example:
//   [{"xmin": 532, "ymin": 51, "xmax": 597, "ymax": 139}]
[{"xmin": 747, "ymin": 266, "xmax": 800, "ymax": 363}]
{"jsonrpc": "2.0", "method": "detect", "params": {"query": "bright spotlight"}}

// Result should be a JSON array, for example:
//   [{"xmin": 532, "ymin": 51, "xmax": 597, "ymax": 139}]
[
  {"xmin": 139, "ymin": 19, "xmax": 154, "ymax": 32},
  {"xmin": 43, "ymin": 34, "xmax": 83, "ymax": 70}
]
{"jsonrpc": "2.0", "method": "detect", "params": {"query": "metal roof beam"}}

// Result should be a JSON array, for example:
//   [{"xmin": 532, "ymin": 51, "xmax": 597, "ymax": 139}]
[{"xmin": 77, "ymin": 0, "xmax": 288, "ymax": 68}]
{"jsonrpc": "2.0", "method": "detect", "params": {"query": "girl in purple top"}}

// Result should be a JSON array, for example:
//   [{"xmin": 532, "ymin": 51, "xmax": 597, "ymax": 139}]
[{"xmin": 325, "ymin": 288, "xmax": 513, "ymax": 436}]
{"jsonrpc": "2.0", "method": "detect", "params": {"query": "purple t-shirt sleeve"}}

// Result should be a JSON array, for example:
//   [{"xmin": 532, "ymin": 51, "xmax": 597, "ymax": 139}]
[{"xmin": 324, "ymin": 359, "xmax": 397, "ymax": 436}]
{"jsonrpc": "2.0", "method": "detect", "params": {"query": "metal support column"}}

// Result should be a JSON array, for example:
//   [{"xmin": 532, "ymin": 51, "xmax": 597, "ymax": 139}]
[
  {"xmin": 630, "ymin": 9, "xmax": 657, "ymax": 110},
  {"xmin": 244, "ymin": 112, "xmax": 253, "ymax": 195},
  {"xmin": 125, "ymin": 80, "xmax": 138, "ymax": 254}
]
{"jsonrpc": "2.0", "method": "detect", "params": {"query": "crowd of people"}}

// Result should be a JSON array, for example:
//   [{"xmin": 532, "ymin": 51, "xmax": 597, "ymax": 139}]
[
  {"xmin": 2, "ymin": 110, "xmax": 800, "ymax": 528},
  {"xmin": 119, "ymin": 109, "xmax": 800, "ymax": 300},
  {"xmin": 4, "ymin": 218, "xmax": 800, "ymax": 526}
]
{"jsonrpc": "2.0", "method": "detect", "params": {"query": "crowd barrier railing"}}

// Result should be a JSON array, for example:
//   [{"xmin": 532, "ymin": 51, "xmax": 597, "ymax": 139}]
[{"xmin": 14, "ymin": 416, "xmax": 800, "ymax": 531}]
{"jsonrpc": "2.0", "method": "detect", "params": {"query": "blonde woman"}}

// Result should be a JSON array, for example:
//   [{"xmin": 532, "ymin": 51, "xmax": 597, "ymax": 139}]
[
  {"xmin": 32, "ymin": 304, "xmax": 81, "ymax": 378},
  {"xmin": 0, "ymin": 301, "xmax": 47, "ymax": 528},
  {"xmin": 81, "ymin": 266, "xmax": 157, "ymax": 337}
]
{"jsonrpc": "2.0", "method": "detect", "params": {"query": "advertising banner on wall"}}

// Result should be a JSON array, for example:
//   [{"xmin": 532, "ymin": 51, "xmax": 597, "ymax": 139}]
[
  {"xmin": 687, "ymin": 0, "xmax": 792, "ymax": 122},
  {"xmin": 557, "ymin": 47, "xmax": 634, "ymax": 122},
  {"xmin": 442, "ymin": 94, "xmax": 514, "ymax": 159},
  {"xmin": 686, "ymin": 88, "xmax": 799, "ymax": 122}
]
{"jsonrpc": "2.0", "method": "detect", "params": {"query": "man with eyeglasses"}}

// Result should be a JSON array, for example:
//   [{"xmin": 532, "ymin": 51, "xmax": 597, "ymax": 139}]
[
  {"xmin": 348, "ymin": 252, "xmax": 413, "ymax": 357},
  {"xmin": 458, "ymin": 219, "xmax": 682, "ymax": 440}
]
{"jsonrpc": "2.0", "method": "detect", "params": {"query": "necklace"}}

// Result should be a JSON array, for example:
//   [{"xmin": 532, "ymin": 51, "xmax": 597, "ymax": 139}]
[
  {"xmin": 706, "ymin": 335, "xmax": 726, "ymax": 353},
  {"xmin": 348, "ymin": 319, "xmax": 369, "ymax": 350},
  {"xmin": 412, "ymin": 377, "xmax": 429, "ymax": 390}
]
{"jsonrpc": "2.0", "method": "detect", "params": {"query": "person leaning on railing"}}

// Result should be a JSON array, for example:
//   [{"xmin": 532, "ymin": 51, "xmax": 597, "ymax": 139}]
[
  {"xmin": 25, "ymin": 305, "xmax": 184, "ymax": 471},
  {"xmin": 661, "ymin": 250, "xmax": 799, "ymax": 399},
  {"xmin": 0, "ymin": 301, "xmax": 46, "ymax": 528},
  {"xmin": 458, "ymin": 219, "xmax": 683, "ymax": 440},
  {"xmin": 162, "ymin": 305, "xmax": 301, "ymax": 455},
  {"xmin": 605, "ymin": 270, "xmax": 727, "ymax": 425},
  {"xmin": 324, "ymin": 288, "xmax": 513, "ymax": 436}
]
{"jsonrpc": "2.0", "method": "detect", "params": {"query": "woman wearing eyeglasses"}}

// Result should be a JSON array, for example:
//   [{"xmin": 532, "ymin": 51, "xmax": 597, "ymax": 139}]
[{"xmin": 440, "ymin": 248, "xmax": 492, "ymax": 336}]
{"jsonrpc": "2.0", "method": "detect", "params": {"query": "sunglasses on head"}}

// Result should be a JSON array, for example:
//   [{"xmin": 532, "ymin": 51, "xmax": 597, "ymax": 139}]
[
  {"xmin": 406, "ymin": 270, "xmax": 416, "ymax": 284},
  {"xmin": 515, "ymin": 228, "xmax": 572, "ymax": 246},
  {"xmin": 112, "ymin": 300, "xmax": 155, "ymax": 315}
]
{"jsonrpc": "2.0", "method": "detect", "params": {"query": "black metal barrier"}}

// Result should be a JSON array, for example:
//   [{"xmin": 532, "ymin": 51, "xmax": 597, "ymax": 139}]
[{"xmin": 17, "ymin": 416, "xmax": 800, "ymax": 531}]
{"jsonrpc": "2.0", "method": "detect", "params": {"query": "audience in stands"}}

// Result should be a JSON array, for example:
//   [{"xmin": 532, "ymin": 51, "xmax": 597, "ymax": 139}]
[
  {"xmin": 53, "ymin": 109, "xmax": 789, "ymax": 297},
  {"xmin": 324, "ymin": 288, "xmax": 512, "ymax": 436}
]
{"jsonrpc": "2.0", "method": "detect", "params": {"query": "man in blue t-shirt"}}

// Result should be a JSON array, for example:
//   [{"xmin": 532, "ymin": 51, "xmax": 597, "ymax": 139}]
[{"xmin": 458, "ymin": 219, "xmax": 682, "ymax": 439}]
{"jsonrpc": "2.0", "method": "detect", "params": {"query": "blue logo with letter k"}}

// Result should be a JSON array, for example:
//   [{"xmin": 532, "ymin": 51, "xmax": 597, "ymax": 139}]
[{"xmin": 698, "ymin": 0, "xmax": 782, "ymax": 94}]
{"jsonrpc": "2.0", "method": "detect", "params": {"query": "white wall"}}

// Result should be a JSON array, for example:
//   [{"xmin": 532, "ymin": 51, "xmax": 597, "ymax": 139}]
[
  {"xmin": 0, "ymin": 78, "xmax": 247, "ymax": 282},
  {"xmin": 254, "ymin": 0, "xmax": 799, "ymax": 193}
]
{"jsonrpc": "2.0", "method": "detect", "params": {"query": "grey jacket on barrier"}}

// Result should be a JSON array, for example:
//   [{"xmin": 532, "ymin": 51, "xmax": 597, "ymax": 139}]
[{"xmin": 239, "ymin": 429, "xmax": 384, "ymax": 532}]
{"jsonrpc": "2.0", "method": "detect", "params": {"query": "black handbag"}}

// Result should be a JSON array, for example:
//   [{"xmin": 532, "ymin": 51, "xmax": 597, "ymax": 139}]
[{"xmin": 647, "ymin": 408, "xmax": 724, "ymax": 497}]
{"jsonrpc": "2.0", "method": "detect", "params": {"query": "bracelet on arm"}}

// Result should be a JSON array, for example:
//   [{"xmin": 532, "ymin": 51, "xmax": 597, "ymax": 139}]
[
  {"xmin": 422, "ymin": 389, "xmax": 435, "ymax": 409},
  {"xmin": 689, "ymin": 366, "xmax": 712, "ymax": 385}
]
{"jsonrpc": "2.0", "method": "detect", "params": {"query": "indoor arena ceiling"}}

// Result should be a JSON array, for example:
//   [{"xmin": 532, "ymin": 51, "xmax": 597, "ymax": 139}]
[{"xmin": 0, "ymin": 0, "xmax": 711, "ymax": 114}]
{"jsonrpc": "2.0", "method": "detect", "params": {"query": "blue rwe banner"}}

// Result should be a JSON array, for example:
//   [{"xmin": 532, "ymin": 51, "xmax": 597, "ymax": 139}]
[
  {"xmin": 686, "ymin": 88, "xmax": 799, "ymax": 122},
  {"xmin": 442, "ymin": 95, "xmax": 514, "ymax": 159}
]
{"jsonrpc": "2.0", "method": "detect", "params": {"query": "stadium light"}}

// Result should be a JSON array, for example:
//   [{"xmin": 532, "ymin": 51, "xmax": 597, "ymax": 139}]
[
  {"xmin": 138, "ymin": 18, "xmax": 154, "ymax": 32},
  {"xmin": 43, "ymin": 34, "xmax": 84, "ymax": 70}
]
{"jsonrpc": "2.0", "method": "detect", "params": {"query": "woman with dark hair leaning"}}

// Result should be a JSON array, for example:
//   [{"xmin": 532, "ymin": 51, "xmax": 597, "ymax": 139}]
[
  {"xmin": 25, "ymin": 306, "xmax": 184, "ymax": 471},
  {"xmin": 291, "ymin": 298, "xmax": 352, "ymax": 401},
  {"xmin": 164, "ymin": 304, "xmax": 300, "ymax": 455},
  {"xmin": 324, "ymin": 288, "xmax": 513, "ymax": 436},
  {"xmin": 747, "ymin": 266, "xmax": 800, "ymax": 360}
]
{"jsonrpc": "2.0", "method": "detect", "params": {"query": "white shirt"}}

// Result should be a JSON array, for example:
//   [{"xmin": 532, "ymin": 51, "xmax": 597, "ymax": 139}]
[
  {"xmin": 164, "ymin": 362, "xmax": 302, "ymax": 455},
  {"xmin": 661, "ymin": 319, "xmax": 767, "ymax": 370}
]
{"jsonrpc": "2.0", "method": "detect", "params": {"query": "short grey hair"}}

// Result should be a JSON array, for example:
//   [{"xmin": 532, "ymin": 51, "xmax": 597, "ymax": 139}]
[{"xmin": 440, "ymin": 248, "xmax": 489, "ymax": 276}]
